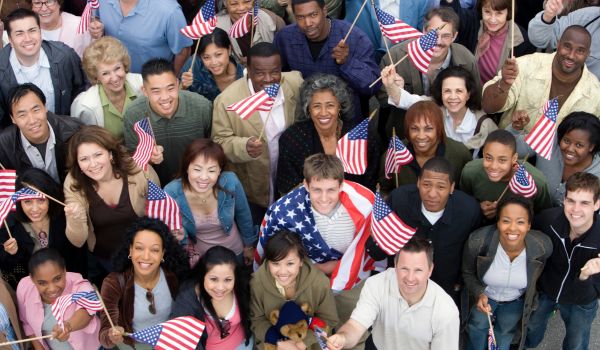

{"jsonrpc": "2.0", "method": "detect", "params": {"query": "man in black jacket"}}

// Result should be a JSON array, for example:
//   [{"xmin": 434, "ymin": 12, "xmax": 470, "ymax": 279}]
[
  {"xmin": 0, "ymin": 8, "xmax": 87, "ymax": 128},
  {"xmin": 0, "ymin": 84, "xmax": 82, "ymax": 184},
  {"xmin": 526, "ymin": 172, "xmax": 600, "ymax": 350}
]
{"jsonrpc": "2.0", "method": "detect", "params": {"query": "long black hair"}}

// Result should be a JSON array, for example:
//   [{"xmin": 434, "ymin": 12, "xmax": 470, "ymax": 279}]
[{"xmin": 191, "ymin": 246, "xmax": 251, "ymax": 345}]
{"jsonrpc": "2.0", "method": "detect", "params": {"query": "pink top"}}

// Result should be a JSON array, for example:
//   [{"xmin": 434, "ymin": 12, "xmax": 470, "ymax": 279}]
[
  {"xmin": 188, "ymin": 208, "xmax": 243, "ymax": 266},
  {"xmin": 16, "ymin": 272, "xmax": 101, "ymax": 350},
  {"xmin": 478, "ymin": 29, "xmax": 508, "ymax": 83},
  {"xmin": 41, "ymin": 12, "xmax": 92, "ymax": 58},
  {"xmin": 205, "ymin": 298, "xmax": 245, "ymax": 350}
]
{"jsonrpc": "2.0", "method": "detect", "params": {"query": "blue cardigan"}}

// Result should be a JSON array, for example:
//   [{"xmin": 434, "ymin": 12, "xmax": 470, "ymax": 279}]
[{"xmin": 164, "ymin": 171, "xmax": 256, "ymax": 247}]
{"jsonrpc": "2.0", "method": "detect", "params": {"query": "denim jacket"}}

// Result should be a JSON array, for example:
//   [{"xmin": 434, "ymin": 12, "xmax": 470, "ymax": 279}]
[{"xmin": 164, "ymin": 171, "xmax": 256, "ymax": 247}]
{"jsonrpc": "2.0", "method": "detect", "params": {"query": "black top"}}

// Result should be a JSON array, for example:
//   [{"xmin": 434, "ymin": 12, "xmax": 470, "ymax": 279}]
[{"xmin": 307, "ymin": 37, "xmax": 327, "ymax": 60}]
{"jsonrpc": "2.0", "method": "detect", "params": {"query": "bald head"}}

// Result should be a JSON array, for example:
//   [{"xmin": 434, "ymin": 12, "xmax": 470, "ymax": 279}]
[
  {"xmin": 560, "ymin": 25, "xmax": 592, "ymax": 49},
  {"xmin": 554, "ymin": 25, "xmax": 591, "ymax": 75}
]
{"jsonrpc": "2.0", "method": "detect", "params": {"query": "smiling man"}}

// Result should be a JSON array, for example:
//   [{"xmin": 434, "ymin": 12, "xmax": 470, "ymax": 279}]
[
  {"xmin": 123, "ymin": 58, "xmax": 212, "ymax": 185},
  {"xmin": 482, "ymin": 25, "xmax": 600, "ymax": 130},
  {"xmin": 0, "ymin": 83, "xmax": 82, "ymax": 184},
  {"xmin": 526, "ymin": 172, "xmax": 600, "ymax": 350}
]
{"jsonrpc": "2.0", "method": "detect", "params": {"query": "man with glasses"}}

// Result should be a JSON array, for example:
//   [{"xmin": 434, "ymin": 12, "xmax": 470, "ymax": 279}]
[{"xmin": 0, "ymin": 8, "xmax": 87, "ymax": 129}]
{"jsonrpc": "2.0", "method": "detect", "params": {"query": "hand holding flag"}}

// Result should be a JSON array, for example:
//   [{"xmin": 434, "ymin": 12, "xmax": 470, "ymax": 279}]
[
  {"xmin": 508, "ymin": 164, "xmax": 537, "ymax": 198},
  {"xmin": 226, "ymin": 84, "xmax": 280, "ymax": 121},
  {"xmin": 525, "ymin": 98, "xmax": 559, "ymax": 160},
  {"xmin": 132, "ymin": 118, "xmax": 155, "ymax": 171},
  {"xmin": 384, "ymin": 136, "xmax": 413, "ymax": 179},
  {"xmin": 77, "ymin": 0, "xmax": 100, "ymax": 34}
]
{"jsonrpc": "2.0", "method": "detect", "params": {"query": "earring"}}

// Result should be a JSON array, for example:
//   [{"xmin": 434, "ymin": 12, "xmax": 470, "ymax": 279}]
[
  {"xmin": 127, "ymin": 254, "xmax": 131, "ymax": 259},
  {"xmin": 161, "ymin": 258, "xmax": 165, "ymax": 263}
]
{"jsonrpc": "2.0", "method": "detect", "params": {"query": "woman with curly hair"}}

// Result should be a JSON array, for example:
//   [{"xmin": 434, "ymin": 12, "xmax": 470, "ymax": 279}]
[
  {"xmin": 171, "ymin": 245, "xmax": 252, "ymax": 349},
  {"xmin": 276, "ymin": 73, "xmax": 380, "ymax": 194},
  {"xmin": 63, "ymin": 125, "xmax": 159, "ymax": 286},
  {"xmin": 99, "ymin": 217, "xmax": 189, "ymax": 350}
]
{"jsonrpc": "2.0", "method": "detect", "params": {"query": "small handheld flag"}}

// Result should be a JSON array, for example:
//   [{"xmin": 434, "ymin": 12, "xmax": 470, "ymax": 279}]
[
  {"xmin": 508, "ymin": 164, "xmax": 537, "ymax": 198},
  {"xmin": 384, "ymin": 136, "xmax": 413, "ymax": 179},
  {"xmin": 77, "ymin": 0, "xmax": 100, "ymax": 34},
  {"xmin": 525, "ymin": 98, "xmax": 559, "ymax": 160},
  {"xmin": 132, "ymin": 118, "xmax": 155, "ymax": 171},
  {"xmin": 180, "ymin": 0, "xmax": 217, "ymax": 39},
  {"xmin": 228, "ymin": 0, "xmax": 259, "ymax": 38},
  {"xmin": 336, "ymin": 119, "xmax": 369, "ymax": 175},
  {"xmin": 407, "ymin": 28, "xmax": 438, "ymax": 74},
  {"xmin": 11, "ymin": 188, "xmax": 45, "ymax": 202},
  {"xmin": 51, "ymin": 291, "xmax": 103, "ymax": 325},
  {"xmin": 129, "ymin": 316, "xmax": 206, "ymax": 350},
  {"xmin": 0, "ymin": 169, "xmax": 17, "ymax": 211},
  {"xmin": 371, "ymin": 192, "xmax": 416, "ymax": 255},
  {"xmin": 226, "ymin": 84, "xmax": 280, "ymax": 120},
  {"xmin": 374, "ymin": 6, "xmax": 422, "ymax": 43},
  {"xmin": 146, "ymin": 180, "xmax": 182, "ymax": 231}
]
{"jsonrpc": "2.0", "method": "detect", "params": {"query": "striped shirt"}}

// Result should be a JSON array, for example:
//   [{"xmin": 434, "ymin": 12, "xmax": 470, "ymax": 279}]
[{"xmin": 313, "ymin": 203, "xmax": 356, "ymax": 254}]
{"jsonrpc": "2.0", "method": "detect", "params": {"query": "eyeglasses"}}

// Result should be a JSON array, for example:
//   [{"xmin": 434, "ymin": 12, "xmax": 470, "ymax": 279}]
[
  {"xmin": 219, "ymin": 318, "xmax": 231, "ymax": 339},
  {"xmin": 146, "ymin": 290, "xmax": 156, "ymax": 315},
  {"xmin": 32, "ymin": 0, "xmax": 57, "ymax": 9}
]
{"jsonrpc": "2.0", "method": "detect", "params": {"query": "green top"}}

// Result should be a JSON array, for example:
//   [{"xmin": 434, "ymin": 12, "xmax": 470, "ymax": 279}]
[
  {"xmin": 123, "ymin": 90, "xmax": 212, "ymax": 185},
  {"xmin": 459, "ymin": 159, "xmax": 553, "ymax": 212},
  {"xmin": 99, "ymin": 81, "xmax": 137, "ymax": 140}
]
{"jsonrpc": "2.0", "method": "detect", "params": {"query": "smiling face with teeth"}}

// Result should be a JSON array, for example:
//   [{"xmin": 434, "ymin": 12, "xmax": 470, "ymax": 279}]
[
  {"xmin": 31, "ymin": 0, "xmax": 61, "ymax": 30},
  {"xmin": 77, "ymin": 142, "xmax": 114, "ymax": 183},
  {"xmin": 564, "ymin": 190, "xmax": 600, "ymax": 236},
  {"xmin": 267, "ymin": 249, "xmax": 302, "ymax": 288},
  {"xmin": 32, "ymin": 260, "xmax": 67, "ymax": 304},
  {"xmin": 96, "ymin": 61, "xmax": 127, "ymax": 96},
  {"xmin": 497, "ymin": 203, "xmax": 531, "ymax": 254},
  {"xmin": 482, "ymin": 141, "xmax": 518, "ymax": 183},
  {"xmin": 204, "ymin": 263, "xmax": 236, "ymax": 302},
  {"xmin": 129, "ymin": 229, "xmax": 165, "ymax": 280},
  {"xmin": 309, "ymin": 90, "xmax": 340, "ymax": 136},
  {"xmin": 559, "ymin": 129, "xmax": 594, "ymax": 168},
  {"xmin": 395, "ymin": 250, "xmax": 433, "ymax": 305},
  {"xmin": 187, "ymin": 155, "xmax": 221, "ymax": 196},
  {"xmin": 142, "ymin": 72, "xmax": 180, "ymax": 119},
  {"xmin": 7, "ymin": 16, "xmax": 42, "ymax": 64},
  {"xmin": 10, "ymin": 91, "xmax": 50, "ymax": 145}
]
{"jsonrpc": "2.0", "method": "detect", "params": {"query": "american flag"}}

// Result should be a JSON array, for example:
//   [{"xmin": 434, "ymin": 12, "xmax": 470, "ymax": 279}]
[
  {"xmin": 374, "ymin": 6, "xmax": 422, "ymax": 43},
  {"xmin": 129, "ymin": 316, "xmax": 206, "ymax": 350},
  {"xmin": 0, "ymin": 169, "xmax": 16, "ymax": 211},
  {"xmin": 371, "ymin": 193, "xmax": 416, "ymax": 255},
  {"xmin": 407, "ymin": 28, "xmax": 438, "ymax": 74},
  {"xmin": 254, "ymin": 180, "xmax": 377, "ymax": 291},
  {"xmin": 0, "ymin": 198, "xmax": 12, "ymax": 224},
  {"xmin": 488, "ymin": 326, "xmax": 498, "ymax": 350},
  {"xmin": 76, "ymin": 0, "xmax": 100, "ymax": 34},
  {"xmin": 146, "ymin": 180, "xmax": 182, "ymax": 231},
  {"xmin": 336, "ymin": 118, "xmax": 369, "ymax": 175},
  {"xmin": 226, "ymin": 84, "xmax": 280, "ymax": 120},
  {"xmin": 51, "ymin": 291, "xmax": 103, "ymax": 325},
  {"xmin": 132, "ymin": 118, "xmax": 155, "ymax": 171},
  {"xmin": 509, "ymin": 164, "xmax": 537, "ymax": 198},
  {"xmin": 525, "ymin": 98, "xmax": 559, "ymax": 160},
  {"xmin": 180, "ymin": 0, "xmax": 217, "ymax": 39},
  {"xmin": 11, "ymin": 188, "xmax": 45, "ymax": 202},
  {"xmin": 384, "ymin": 136, "xmax": 413, "ymax": 179},
  {"xmin": 228, "ymin": 0, "xmax": 260, "ymax": 38}
]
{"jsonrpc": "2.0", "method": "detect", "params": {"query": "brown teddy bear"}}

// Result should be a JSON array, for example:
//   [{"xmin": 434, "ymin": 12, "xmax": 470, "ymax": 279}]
[{"xmin": 264, "ymin": 301, "xmax": 329, "ymax": 350}]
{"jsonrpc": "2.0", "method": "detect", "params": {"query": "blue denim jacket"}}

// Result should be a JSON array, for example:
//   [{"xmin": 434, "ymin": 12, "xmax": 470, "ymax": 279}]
[{"xmin": 164, "ymin": 171, "xmax": 256, "ymax": 246}]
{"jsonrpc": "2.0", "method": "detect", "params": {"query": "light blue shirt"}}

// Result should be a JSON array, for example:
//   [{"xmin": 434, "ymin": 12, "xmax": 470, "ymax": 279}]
[
  {"xmin": 9, "ymin": 48, "xmax": 55, "ymax": 113},
  {"xmin": 98, "ymin": 0, "xmax": 192, "ymax": 73},
  {"xmin": 0, "ymin": 304, "xmax": 18, "ymax": 350}
]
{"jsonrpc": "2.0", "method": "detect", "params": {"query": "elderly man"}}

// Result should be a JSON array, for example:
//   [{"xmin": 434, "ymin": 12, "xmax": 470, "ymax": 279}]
[
  {"xmin": 482, "ymin": 25, "xmax": 600, "ymax": 130},
  {"xmin": 212, "ymin": 42, "xmax": 303, "ymax": 225}
]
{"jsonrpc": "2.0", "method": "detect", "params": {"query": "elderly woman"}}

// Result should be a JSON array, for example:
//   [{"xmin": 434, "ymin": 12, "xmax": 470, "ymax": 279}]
[
  {"xmin": 31, "ymin": 0, "xmax": 103, "ymax": 57},
  {"xmin": 70, "ymin": 37, "xmax": 143, "ymax": 140},
  {"xmin": 63, "ymin": 126, "xmax": 159, "ymax": 287},
  {"xmin": 216, "ymin": 0, "xmax": 277, "ymax": 64},
  {"xmin": 382, "ymin": 65, "xmax": 498, "ymax": 157},
  {"xmin": 463, "ymin": 196, "xmax": 552, "ymax": 350},
  {"xmin": 276, "ymin": 73, "xmax": 380, "ymax": 194},
  {"xmin": 99, "ymin": 217, "xmax": 189, "ymax": 349}
]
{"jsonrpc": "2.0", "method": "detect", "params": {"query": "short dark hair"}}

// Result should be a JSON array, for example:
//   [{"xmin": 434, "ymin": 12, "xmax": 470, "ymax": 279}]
[
  {"xmin": 477, "ymin": 0, "xmax": 512, "ymax": 20},
  {"xmin": 420, "ymin": 156, "xmax": 455, "ymax": 184},
  {"xmin": 565, "ymin": 172, "xmax": 600, "ymax": 202},
  {"xmin": 497, "ymin": 195, "xmax": 534, "ymax": 224},
  {"xmin": 141, "ymin": 58, "xmax": 176, "ymax": 81},
  {"xmin": 424, "ymin": 7, "xmax": 459, "ymax": 33},
  {"xmin": 395, "ymin": 236, "xmax": 434, "ymax": 267},
  {"xmin": 15, "ymin": 168, "xmax": 64, "ymax": 223},
  {"xmin": 303, "ymin": 153, "xmax": 344, "ymax": 185},
  {"xmin": 291, "ymin": 0, "xmax": 325, "ymax": 10},
  {"xmin": 483, "ymin": 129, "xmax": 516, "ymax": 154},
  {"xmin": 264, "ymin": 230, "xmax": 306, "ymax": 263},
  {"xmin": 247, "ymin": 42, "xmax": 280, "ymax": 67},
  {"xmin": 28, "ymin": 248, "xmax": 66, "ymax": 276},
  {"xmin": 8, "ymin": 83, "xmax": 46, "ymax": 116},
  {"xmin": 4, "ymin": 8, "xmax": 40, "ymax": 36},
  {"xmin": 199, "ymin": 27, "xmax": 232, "ymax": 55},
  {"xmin": 431, "ymin": 66, "xmax": 481, "ymax": 111},
  {"xmin": 557, "ymin": 111, "xmax": 600, "ymax": 157}
]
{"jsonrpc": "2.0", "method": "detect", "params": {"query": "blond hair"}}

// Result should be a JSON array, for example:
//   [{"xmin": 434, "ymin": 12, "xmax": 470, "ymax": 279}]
[{"xmin": 82, "ymin": 36, "xmax": 131, "ymax": 83}]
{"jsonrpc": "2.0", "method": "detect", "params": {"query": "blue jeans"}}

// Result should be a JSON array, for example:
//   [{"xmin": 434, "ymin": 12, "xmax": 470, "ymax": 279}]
[
  {"xmin": 526, "ymin": 292, "xmax": 598, "ymax": 350},
  {"xmin": 466, "ymin": 297, "xmax": 524, "ymax": 350}
]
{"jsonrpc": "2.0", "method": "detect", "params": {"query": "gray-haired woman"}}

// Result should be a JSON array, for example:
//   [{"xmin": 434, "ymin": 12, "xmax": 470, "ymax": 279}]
[{"xmin": 275, "ymin": 73, "xmax": 380, "ymax": 195}]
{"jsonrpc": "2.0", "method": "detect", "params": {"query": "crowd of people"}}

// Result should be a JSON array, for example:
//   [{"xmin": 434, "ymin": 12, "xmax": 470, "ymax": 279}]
[{"xmin": 0, "ymin": 0, "xmax": 599, "ymax": 349}]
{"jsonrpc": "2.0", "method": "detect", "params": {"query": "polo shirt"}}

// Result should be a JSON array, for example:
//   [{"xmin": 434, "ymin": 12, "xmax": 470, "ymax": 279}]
[
  {"xmin": 351, "ymin": 268, "xmax": 459, "ymax": 350},
  {"xmin": 98, "ymin": 0, "xmax": 192, "ymax": 73}
]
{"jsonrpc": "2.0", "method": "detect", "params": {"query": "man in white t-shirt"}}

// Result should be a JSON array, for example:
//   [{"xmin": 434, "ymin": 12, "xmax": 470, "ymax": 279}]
[{"xmin": 327, "ymin": 236, "xmax": 460, "ymax": 350}]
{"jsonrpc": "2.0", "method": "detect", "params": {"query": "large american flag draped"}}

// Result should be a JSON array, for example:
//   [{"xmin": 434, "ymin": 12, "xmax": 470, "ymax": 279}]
[
  {"xmin": 180, "ymin": 0, "xmax": 217, "ymax": 39},
  {"xmin": 407, "ymin": 28, "xmax": 438, "ymax": 74},
  {"xmin": 371, "ymin": 193, "xmax": 416, "ymax": 255},
  {"xmin": 76, "ymin": 0, "xmax": 100, "ymax": 34},
  {"xmin": 132, "ymin": 118, "xmax": 155, "ymax": 171},
  {"xmin": 508, "ymin": 164, "xmax": 537, "ymax": 198},
  {"xmin": 254, "ymin": 180, "xmax": 377, "ymax": 291},
  {"xmin": 146, "ymin": 180, "xmax": 182, "ymax": 231},
  {"xmin": 0, "ymin": 169, "xmax": 16, "ymax": 211},
  {"xmin": 51, "ymin": 291, "xmax": 103, "ymax": 325},
  {"xmin": 384, "ymin": 136, "xmax": 413, "ymax": 179},
  {"xmin": 336, "ymin": 118, "xmax": 369, "ymax": 175},
  {"xmin": 374, "ymin": 6, "xmax": 422, "ymax": 43},
  {"xmin": 129, "ymin": 316, "xmax": 206, "ymax": 350},
  {"xmin": 226, "ymin": 83, "xmax": 280, "ymax": 120},
  {"xmin": 228, "ymin": 0, "xmax": 260, "ymax": 38},
  {"xmin": 12, "ymin": 188, "xmax": 45, "ymax": 202},
  {"xmin": 524, "ymin": 98, "xmax": 559, "ymax": 160}
]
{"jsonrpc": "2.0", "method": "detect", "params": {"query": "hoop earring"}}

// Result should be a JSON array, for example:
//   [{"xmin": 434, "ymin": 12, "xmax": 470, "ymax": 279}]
[{"xmin": 127, "ymin": 255, "xmax": 131, "ymax": 259}]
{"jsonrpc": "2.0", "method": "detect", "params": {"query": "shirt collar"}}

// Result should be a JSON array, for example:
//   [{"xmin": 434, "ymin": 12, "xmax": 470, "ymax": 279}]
[
  {"xmin": 246, "ymin": 78, "xmax": 285, "ymax": 106},
  {"xmin": 9, "ymin": 46, "xmax": 50, "ymax": 73},
  {"xmin": 19, "ymin": 120, "xmax": 55, "ymax": 149},
  {"xmin": 445, "ymin": 108, "xmax": 477, "ymax": 134},
  {"xmin": 440, "ymin": 47, "xmax": 452, "ymax": 70}
]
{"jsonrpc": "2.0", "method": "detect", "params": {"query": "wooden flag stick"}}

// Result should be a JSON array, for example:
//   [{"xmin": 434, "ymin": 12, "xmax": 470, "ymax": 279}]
[
  {"xmin": 187, "ymin": 39, "xmax": 202, "ymax": 75},
  {"xmin": 510, "ymin": 0, "xmax": 515, "ymax": 57},
  {"xmin": 4, "ymin": 220, "xmax": 12, "ymax": 239},
  {"xmin": 250, "ymin": 3, "xmax": 256, "ymax": 47},
  {"xmin": 392, "ymin": 127, "xmax": 399, "ymax": 188},
  {"xmin": 343, "ymin": 0, "xmax": 369, "ymax": 43},
  {"xmin": 0, "ymin": 334, "xmax": 53, "ymax": 347},
  {"xmin": 93, "ymin": 285, "xmax": 116, "ymax": 330},
  {"xmin": 21, "ymin": 182, "xmax": 66, "ymax": 207},
  {"xmin": 371, "ymin": 0, "xmax": 394, "ymax": 65},
  {"xmin": 369, "ymin": 54, "xmax": 409, "ymax": 88},
  {"xmin": 258, "ymin": 109, "xmax": 273, "ymax": 141},
  {"xmin": 0, "ymin": 161, "xmax": 5, "ymax": 170},
  {"xmin": 367, "ymin": 108, "xmax": 377, "ymax": 120},
  {"xmin": 496, "ymin": 154, "xmax": 529, "ymax": 203},
  {"xmin": 487, "ymin": 312, "xmax": 497, "ymax": 347}
]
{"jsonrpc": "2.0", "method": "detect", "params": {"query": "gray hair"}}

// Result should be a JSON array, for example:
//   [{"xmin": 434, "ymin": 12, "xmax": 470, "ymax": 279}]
[{"xmin": 298, "ymin": 73, "xmax": 354, "ymax": 122}]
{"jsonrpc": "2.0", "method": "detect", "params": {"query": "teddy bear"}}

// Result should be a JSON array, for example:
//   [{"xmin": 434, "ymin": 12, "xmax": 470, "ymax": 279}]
[{"xmin": 264, "ymin": 301, "xmax": 329, "ymax": 350}]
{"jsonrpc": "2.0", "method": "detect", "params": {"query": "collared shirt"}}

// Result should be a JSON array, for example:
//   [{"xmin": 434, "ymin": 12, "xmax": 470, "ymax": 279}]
[
  {"xmin": 380, "ymin": 0, "xmax": 401, "ymax": 18},
  {"xmin": 98, "ymin": 81, "xmax": 137, "ymax": 140},
  {"xmin": 313, "ymin": 202, "xmax": 356, "ymax": 254},
  {"xmin": 483, "ymin": 245, "xmax": 528, "ymax": 302},
  {"xmin": 351, "ymin": 268, "xmax": 460, "ymax": 350},
  {"xmin": 444, "ymin": 108, "xmax": 477, "ymax": 144},
  {"xmin": 247, "ymin": 79, "xmax": 286, "ymax": 203},
  {"xmin": 98, "ymin": 0, "xmax": 192, "ymax": 73},
  {"xmin": 9, "ymin": 48, "xmax": 55, "ymax": 112},
  {"xmin": 20, "ymin": 121, "xmax": 59, "ymax": 183},
  {"xmin": 421, "ymin": 47, "xmax": 452, "ymax": 95}
]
